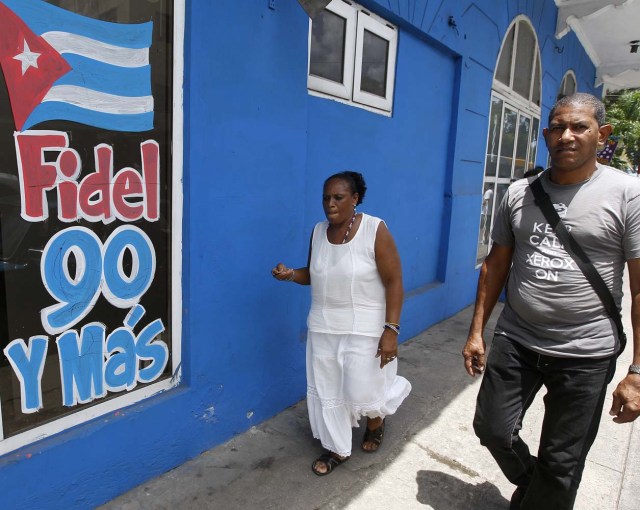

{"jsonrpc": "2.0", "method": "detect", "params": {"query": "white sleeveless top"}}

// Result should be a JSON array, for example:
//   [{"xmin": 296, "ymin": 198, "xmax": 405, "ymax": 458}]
[{"xmin": 307, "ymin": 213, "xmax": 386, "ymax": 337}]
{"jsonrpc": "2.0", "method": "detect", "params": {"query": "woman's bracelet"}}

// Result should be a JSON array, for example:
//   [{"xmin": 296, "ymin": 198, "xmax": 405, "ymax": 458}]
[
  {"xmin": 286, "ymin": 269, "xmax": 296, "ymax": 282},
  {"xmin": 384, "ymin": 322, "xmax": 400, "ymax": 334}
]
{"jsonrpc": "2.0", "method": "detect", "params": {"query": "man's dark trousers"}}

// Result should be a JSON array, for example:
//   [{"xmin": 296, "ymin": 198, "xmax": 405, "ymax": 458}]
[{"xmin": 473, "ymin": 335, "xmax": 617, "ymax": 510}]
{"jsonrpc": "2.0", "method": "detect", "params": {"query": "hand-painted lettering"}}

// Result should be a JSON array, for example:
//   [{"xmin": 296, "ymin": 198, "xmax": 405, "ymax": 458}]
[
  {"xmin": 14, "ymin": 130, "xmax": 68, "ymax": 221},
  {"xmin": 57, "ymin": 324, "xmax": 107, "ymax": 407},
  {"xmin": 135, "ymin": 318, "xmax": 167, "ymax": 383},
  {"xmin": 102, "ymin": 226, "xmax": 155, "ymax": 308},
  {"xmin": 104, "ymin": 328, "xmax": 137, "ymax": 393},
  {"xmin": 3, "ymin": 307, "xmax": 168, "ymax": 409},
  {"xmin": 57, "ymin": 308, "xmax": 168, "ymax": 405},
  {"xmin": 41, "ymin": 226, "xmax": 156, "ymax": 334},
  {"xmin": 7, "ymin": 127, "xmax": 164, "ymax": 414},
  {"xmin": 78, "ymin": 144, "xmax": 114, "ymax": 222},
  {"xmin": 14, "ymin": 131, "xmax": 160, "ymax": 223},
  {"xmin": 3, "ymin": 337, "xmax": 49, "ymax": 413},
  {"xmin": 41, "ymin": 227, "xmax": 103, "ymax": 335}
]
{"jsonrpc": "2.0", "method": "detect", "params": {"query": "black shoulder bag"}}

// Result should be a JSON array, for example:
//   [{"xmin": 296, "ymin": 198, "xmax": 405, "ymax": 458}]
[{"xmin": 530, "ymin": 176, "xmax": 627, "ymax": 356}]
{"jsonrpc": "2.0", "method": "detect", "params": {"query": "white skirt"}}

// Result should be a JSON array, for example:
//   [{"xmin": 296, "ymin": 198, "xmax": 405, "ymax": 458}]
[{"xmin": 306, "ymin": 331, "xmax": 412, "ymax": 456}]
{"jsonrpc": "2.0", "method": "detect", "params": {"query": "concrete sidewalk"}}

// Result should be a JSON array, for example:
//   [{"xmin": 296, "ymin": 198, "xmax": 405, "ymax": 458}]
[{"xmin": 101, "ymin": 300, "xmax": 640, "ymax": 509}]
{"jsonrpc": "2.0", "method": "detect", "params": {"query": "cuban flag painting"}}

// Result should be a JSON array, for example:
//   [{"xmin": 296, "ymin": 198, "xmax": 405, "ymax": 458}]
[{"xmin": 0, "ymin": 0, "xmax": 154, "ymax": 132}]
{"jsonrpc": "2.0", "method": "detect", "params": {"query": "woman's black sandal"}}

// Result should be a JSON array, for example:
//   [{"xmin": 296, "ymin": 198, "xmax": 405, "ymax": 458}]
[
  {"xmin": 311, "ymin": 452, "xmax": 349, "ymax": 476},
  {"xmin": 361, "ymin": 418, "xmax": 385, "ymax": 453}
]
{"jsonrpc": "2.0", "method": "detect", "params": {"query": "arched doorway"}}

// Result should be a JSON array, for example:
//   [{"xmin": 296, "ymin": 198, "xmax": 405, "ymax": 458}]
[{"xmin": 476, "ymin": 16, "xmax": 542, "ymax": 265}]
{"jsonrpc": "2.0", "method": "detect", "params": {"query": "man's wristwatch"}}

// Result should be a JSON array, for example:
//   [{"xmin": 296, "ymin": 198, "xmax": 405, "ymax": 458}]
[{"xmin": 629, "ymin": 364, "xmax": 640, "ymax": 376}]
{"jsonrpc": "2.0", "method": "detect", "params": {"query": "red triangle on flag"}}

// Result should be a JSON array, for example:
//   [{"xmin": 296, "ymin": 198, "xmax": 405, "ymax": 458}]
[{"xmin": 0, "ymin": 2, "xmax": 71, "ymax": 130}]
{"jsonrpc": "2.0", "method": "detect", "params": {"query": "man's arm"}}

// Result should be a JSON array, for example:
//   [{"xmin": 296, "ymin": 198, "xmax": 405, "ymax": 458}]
[
  {"xmin": 610, "ymin": 258, "xmax": 640, "ymax": 423},
  {"xmin": 462, "ymin": 243, "xmax": 514, "ymax": 376}
]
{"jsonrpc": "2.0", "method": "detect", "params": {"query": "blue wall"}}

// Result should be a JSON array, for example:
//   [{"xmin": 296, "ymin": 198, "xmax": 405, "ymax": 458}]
[{"xmin": 0, "ymin": 1, "xmax": 601, "ymax": 508}]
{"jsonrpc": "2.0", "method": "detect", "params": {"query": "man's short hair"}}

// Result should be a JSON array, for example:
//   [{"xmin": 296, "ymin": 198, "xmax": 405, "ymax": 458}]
[{"xmin": 548, "ymin": 93, "xmax": 606, "ymax": 127}]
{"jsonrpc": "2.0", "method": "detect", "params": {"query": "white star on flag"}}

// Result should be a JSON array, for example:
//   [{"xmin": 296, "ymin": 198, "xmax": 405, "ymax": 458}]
[{"xmin": 13, "ymin": 39, "xmax": 41, "ymax": 75}]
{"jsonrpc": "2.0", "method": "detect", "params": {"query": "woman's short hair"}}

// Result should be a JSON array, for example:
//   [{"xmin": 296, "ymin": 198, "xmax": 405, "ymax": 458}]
[{"xmin": 325, "ymin": 171, "xmax": 367, "ymax": 205}]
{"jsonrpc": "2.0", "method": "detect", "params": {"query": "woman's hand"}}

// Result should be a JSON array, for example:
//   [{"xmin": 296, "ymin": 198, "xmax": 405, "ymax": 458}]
[
  {"xmin": 271, "ymin": 263, "xmax": 295, "ymax": 282},
  {"xmin": 374, "ymin": 223, "xmax": 402, "ymax": 369},
  {"xmin": 376, "ymin": 328, "xmax": 398, "ymax": 368}
]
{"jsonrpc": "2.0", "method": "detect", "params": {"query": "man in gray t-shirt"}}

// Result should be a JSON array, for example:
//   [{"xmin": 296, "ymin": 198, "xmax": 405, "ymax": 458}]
[
  {"xmin": 462, "ymin": 93, "xmax": 640, "ymax": 510},
  {"xmin": 493, "ymin": 163, "xmax": 640, "ymax": 358}
]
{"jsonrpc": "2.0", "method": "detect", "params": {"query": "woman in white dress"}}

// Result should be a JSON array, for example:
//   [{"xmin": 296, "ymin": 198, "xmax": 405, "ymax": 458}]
[{"xmin": 272, "ymin": 171, "xmax": 411, "ymax": 476}]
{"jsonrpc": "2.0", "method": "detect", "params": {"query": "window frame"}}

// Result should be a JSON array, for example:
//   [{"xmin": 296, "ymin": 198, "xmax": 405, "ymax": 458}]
[
  {"xmin": 352, "ymin": 10, "xmax": 397, "ymax": 111},
  {"xmin": 476, "ymin": 95, "xmax": 541, "ymax": 266},
  {"xmin": 306, "ymin": 0, "xmax": 356, "ymax": 101},
  {"xmin": 492, "ymin": 17, "xmax": 542, "ymax": 114},
  {"xmin": 307, "ymin": 0, "xmax": 398, "ymax": 115},
  {"xmin": 475, "ymin": 16, "xmax": 542, "ymax": 267},
  {"xmin": 559, "ymin": 70, "xmax": 577, "ymax": 98}
]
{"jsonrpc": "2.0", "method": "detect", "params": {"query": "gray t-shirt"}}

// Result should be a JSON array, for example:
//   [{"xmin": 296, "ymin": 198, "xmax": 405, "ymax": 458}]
[{"xmin": 492, "ymin": 165, "xmax": 640, "ymax": 358}]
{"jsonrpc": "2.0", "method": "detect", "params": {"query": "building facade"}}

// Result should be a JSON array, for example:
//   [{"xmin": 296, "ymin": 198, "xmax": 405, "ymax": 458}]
[{"xmin": 0, "ymin": 0, "xmax": 600, "ymax": 508}]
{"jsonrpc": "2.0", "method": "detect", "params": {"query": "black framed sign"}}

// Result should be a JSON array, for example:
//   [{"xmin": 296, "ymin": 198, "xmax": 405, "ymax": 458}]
[{"xmin": 0, "ymin": 0, "xmax": 182, "ymax": 453}]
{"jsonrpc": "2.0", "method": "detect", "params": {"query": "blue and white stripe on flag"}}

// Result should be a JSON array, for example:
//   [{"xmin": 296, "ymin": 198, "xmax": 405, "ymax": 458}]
[{"xmin": 3, "ymin": 0, "xmax": 154, "ymax": 132}]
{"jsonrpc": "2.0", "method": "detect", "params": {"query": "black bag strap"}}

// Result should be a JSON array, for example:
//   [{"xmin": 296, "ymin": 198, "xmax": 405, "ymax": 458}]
[{"xmin": 530, "ymin": 176, "xmax": 626, "ymax": 355}]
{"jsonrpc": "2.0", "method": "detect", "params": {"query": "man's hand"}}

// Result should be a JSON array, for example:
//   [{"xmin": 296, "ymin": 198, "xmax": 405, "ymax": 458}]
[
  {"xmin": 462, "ymin": 335, "xmax": 486, "ymax": 377},
  {"xmin": 610, "ymin": 374, "xmax": 640, "ymax": 423}
]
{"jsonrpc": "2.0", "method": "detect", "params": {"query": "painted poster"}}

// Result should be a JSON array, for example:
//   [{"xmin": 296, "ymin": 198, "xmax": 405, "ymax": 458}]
[{"xmin": 0, "ymin": 0, "xmax": 176, "ymax": 445}]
